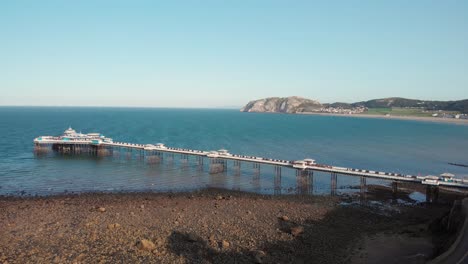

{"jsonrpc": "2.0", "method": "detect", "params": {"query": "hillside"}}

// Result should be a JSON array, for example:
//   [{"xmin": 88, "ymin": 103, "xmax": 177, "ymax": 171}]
[{"xmin": 241, "ymin": 97, "xmax": 468, "ymax": 114}]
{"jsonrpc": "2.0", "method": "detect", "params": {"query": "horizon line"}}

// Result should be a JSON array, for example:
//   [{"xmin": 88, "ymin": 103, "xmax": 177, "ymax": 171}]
[{"xmin": 0, "ymin": 105, "xmax": 242, "ymax": 110}]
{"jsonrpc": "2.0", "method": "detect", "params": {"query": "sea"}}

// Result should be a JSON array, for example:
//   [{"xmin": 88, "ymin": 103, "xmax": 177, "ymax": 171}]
[{"xmin": 1, "ymin": 107, "xmax": 468, "ymax": 197}]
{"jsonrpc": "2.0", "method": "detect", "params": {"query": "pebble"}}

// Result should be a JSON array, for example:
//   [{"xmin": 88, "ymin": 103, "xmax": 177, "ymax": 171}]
[
  {"xmin": 136, "ymin": 239, "xmax": 156, "ymax": 251},
  {"xmin": 221, "ymin": 240, "xmax": 230, "ymax": 249},
  {"xmin": 97, "ymin": 207, "xmax": 106, "ymax": 213},
  {"xmin": 107, "ymin": 223, "xmax": 121, "ymax": 229},
  {"xmin": 290, "ymin": 226, "xmax": 304, "ymax": 237},
  {"xmin": 280, "ymin": 215, "xmax": 289, "ymax": 221}
]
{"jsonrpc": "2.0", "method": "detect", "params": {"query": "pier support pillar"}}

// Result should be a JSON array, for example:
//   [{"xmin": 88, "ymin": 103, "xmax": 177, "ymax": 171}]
[
  {"xmin": 274, "ymin": 166, "xmax": 282, "ymax": 195},
  {"xmin": 309, "ymin": 171, "xmax": 314, "ymax": 195},
  {"xmin": 126, "ymin": 147, "xmax": 132, "ymax": 159},
  {"xmin": 426, "ymin": 186, "xmax": 439, "ymax": 203},
  {"xmin": 196, "ymin": 156, "xmax": 204, "ymax": 171},
  {"xmin": 252, "ymin": 163, "xmax": 260, "ymax": 191},
  {"xmin": 360, "ymin": 176, "xmax": 366, "ymax": 192},
  {"xmin": 330, "ymin": 172, "xmax": 338, "ymax": 196},
  {"xmin": 146, "ymin": 151, "xmax": 161, "ymax": 164},
  {"xmin": 426, "ymin": 186, "xmax": 432, "ymax": 203},
  {"xmin": 113, "ymin": 147, "xmax": 121, "ymax": 158},
  {"xmin": 233, "ymin": 160, "xmax": 241, "ymax": 174},
  {"xmin": 253, "ymin": 163, "xmax": 260, "ymax": 173},
  {"xmin": 296, "ymin": 170, "xmax": 313, "ymax": 195},
  {"xmin": 97, "ymin": 146, "xmax": 112, "ymax": 157},
  {"xmin": 209, "ymin": 158, "xmax": 225, "ymax": 174},
  {"xmin": 34, "ymin": 143, "xmax": 52, "ymax": 154},
  {"xmin": 360, "ymin": 176, "xmax": 367, "ymax": 202},
  {"xmin": 392, "ymin": 181, "xmax": 398, "ymax": 199},
  {"xmin": 180, "ymin": 154, "xmax": 189, "ymax": 166}
]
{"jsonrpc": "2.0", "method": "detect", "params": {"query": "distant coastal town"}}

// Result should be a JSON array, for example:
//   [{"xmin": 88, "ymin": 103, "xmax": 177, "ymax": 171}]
[
  {"xmin": 240, "ymin": 96, "xmax": 468, "ymax": 121},
  {"xmin": 314, "ymin": 106, "xmax": 468, "ymax": 120}
]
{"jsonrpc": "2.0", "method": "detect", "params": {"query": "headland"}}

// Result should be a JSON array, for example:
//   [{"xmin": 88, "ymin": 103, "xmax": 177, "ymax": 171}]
[{"xmin": 240, "ymin": 96, "xmax": 468, "ymax": 125}]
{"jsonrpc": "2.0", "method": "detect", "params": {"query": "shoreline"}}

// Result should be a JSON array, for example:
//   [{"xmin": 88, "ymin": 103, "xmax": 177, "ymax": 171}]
[
  {"xmin": 0, "ymin": 189, "xmax": 457, "ymax": 263},
  {"xmin": 297, "ymin": 112, "xmax": 468, "ymax": 125}
]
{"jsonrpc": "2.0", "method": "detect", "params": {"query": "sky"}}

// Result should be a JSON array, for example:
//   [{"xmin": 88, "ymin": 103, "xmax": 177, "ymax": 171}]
[{"xmin": 1, "ymin": 0, "xmax": 467, "ymax": 108}]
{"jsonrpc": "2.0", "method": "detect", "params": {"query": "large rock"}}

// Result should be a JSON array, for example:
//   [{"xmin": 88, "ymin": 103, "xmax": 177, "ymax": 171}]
[{"xmin": 240, "ymin": 96, "xmax": 322, "ymax": 113}]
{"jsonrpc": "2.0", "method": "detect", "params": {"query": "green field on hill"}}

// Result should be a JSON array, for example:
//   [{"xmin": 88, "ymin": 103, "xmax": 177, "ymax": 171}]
[{"xmin": 364, "ymin": 108, "xmax": 436, "ymax": 117}]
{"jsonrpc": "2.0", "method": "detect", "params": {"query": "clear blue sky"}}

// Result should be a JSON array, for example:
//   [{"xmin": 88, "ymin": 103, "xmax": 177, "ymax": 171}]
[{"xmin": 1, "ymin": 1, "xmax": 467, "ymax": 107}]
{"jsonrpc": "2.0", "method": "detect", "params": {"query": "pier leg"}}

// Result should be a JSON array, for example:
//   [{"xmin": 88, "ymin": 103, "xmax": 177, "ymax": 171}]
[
  {"xmin": 209, "ymin": 158, "xmax": 225, "ymax": 174},
  {"xmin": 309, "ymin": 171, "xmax": 314, "ymax": 195},
  {"xmin": 296, "ymin": 170, "xmax": 312, "ymax": 195},
  {"xmin": 392, "ymin": 181, "xmax": 398, "ymax": 200},
  {"xmin": 360, "ymin": 176, "xmax": 367, "ymax": 203},
  {"xmin": 180, "ymin": 154, "xmax": 189, "ymax": 168},
  {"xmin": 426, "ymin": 186, "xmax": 432, "ymax": 203},
  {"xmin": 426, "ymin": 186, "xmax": 439, "ymax": 204},
  {"xmin": 253, "ymin": 163, "xmax": 260, "ymax": 174},
  {"xmin": 146, "ymin": 151, "xmax": 161, "ymax": 164},
  {"xmin": 232, "ymin": 160, "xmax": 241, "ymax": 190},
  {"xmin": 234, "ymin": 160, "xmax": 241, "ymax": 175},
  {"xmin": 274, "ymin": 166, "xmax": 282, "ymax": 195},
  {"xmin": 252, "ymin": 163, "xmax": 260, "ymax": 192},
  {"xmin": 97, "ymin": 146, "xmax": 111, "ymax": 157},
  {"xmin": 331, "ymin": 172, "xmax": 337, "ymax": 196},
  {"xmin": 126, "ymin": 148, "xmax": 132, "ymax": 159},
  {"xmin": 197, "ymin": 156, "xmax": 204, "ymax": 171},
  {"xmin": 197, "ymin": 156, "xmax": 203, "ymax": 166},
  {"xmin": 114, "ymin": 147, "xmax": 120, "ymax": 158}
]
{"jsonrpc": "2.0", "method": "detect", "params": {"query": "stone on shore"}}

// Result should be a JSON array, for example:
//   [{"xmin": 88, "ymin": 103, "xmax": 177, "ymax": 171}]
[
  {"xmin": 290, "ymin": 226, "xmax": 304, "ymax": 237},
  {"xmin": 136, "ymin": 239, "xmax": 156, "ymax": 251},
  {"xmin": 221, "ymin": 240, "xmax": 230, "ymax": 248},
  {"xmin": 107, "ymin": 223, "xmax": 121, "ymax": 229}
]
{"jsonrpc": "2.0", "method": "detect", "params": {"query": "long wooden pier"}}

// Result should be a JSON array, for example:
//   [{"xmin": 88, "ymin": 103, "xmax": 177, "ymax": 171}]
[{"xmin": 34, "ymin": 128, "xmax": 468, "ymax": 202}]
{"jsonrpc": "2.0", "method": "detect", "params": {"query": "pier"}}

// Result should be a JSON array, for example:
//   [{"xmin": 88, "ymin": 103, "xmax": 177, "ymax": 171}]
[{"xmin": 34, "ymin": 128, "xmax": 468, "ymax": 201}]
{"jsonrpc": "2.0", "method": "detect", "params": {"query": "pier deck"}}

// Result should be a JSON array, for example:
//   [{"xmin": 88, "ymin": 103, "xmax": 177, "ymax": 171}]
[{"xmin": 34, "ymin": 128, "xmax": 468, "ymax": 192}]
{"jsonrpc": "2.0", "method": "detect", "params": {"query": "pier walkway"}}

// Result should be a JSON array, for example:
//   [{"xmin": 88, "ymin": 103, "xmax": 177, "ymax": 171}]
[{"xmin": 34, "ymin": 128, "xmax": 468, "ymax": 200}]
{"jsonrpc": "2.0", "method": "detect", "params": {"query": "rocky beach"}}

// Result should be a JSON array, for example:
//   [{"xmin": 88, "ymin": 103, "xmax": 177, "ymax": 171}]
[{"xmin": 0, "ymin": 189, "xmax": 461, "ymax": 264}]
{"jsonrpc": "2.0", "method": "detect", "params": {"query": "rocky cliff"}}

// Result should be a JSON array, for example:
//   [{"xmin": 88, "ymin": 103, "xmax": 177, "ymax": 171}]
[{"xmin": 240, "ymin": 96, "xmax": 322, "ymax": 113}]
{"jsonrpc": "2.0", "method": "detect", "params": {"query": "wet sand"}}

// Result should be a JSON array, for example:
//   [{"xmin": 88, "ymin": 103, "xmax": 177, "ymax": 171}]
[
  {"xmin": 299, "ymin": 112, "xmax": 468, "ymax": 125},
  {"xmin": 0, "ymin": 189, "xmax": 456, "ymax": 264}
]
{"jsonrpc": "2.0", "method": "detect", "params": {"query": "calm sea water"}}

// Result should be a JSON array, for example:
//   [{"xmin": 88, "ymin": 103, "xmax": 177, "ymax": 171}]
[{"xmin": 1, "ymin": 107, "xmax": 467, "ymax": 196}]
